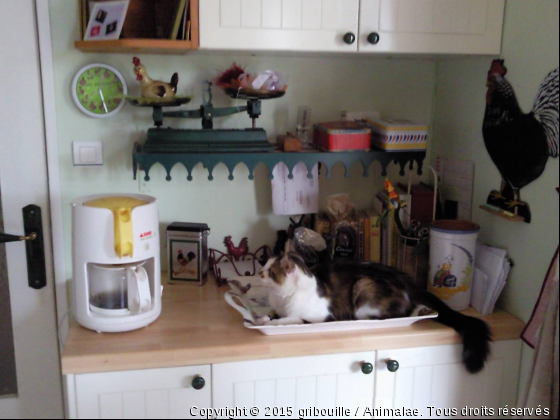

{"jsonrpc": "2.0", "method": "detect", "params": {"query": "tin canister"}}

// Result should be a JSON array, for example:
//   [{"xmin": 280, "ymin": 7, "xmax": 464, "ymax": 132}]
[
  {"xmin": 428, "ymin": 221, "xmax": 480, "ymax": 311},
  {"xmin": 167, "ymin": 223, "xmax": 210, "ymax": 286}
]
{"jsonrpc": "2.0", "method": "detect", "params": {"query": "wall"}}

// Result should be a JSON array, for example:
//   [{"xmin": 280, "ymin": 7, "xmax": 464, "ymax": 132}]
[
  {"xmin": 432, "ymin": 0, "xmax": 559, "ymax": 400},
  {"xmin": 48, "ymin": 0, "xmax": 436, "ymax": 279}
]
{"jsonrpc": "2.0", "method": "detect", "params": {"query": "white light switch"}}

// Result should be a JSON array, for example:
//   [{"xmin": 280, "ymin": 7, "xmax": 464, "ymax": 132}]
[{"xmin": 73, "ymin": 141, "xmax": 103, "ymax": 166}]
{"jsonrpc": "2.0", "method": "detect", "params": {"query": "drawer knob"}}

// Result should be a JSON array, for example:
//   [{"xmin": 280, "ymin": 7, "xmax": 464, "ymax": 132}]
[
  {"xmin": 343, "ymin": 32, "xmax": 357, "ymax": 45},
  {"xmin": 368, "ymin": 32, "xmax": 381, "ymax": 45},
  {"xmin": 386, "ymin": 360, "xmax": 399, "ymax": 373},
  {"xmin": 192, "ymin": 376, "xmax": 205, "ymax": 390},
  {"xmin": 361, "ymin": 362, "xmax": 374, "ymax": 375}
]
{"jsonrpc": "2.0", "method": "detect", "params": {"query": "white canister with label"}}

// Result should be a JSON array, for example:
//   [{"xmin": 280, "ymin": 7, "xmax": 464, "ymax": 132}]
[{"xmin": 428, "ymin": 221, "xmax": 480, "ymax": 311}]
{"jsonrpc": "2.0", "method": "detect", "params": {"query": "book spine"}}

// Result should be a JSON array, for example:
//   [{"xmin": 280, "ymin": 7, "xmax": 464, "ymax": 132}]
[
  {"xmin": 364, "ymin": 213, "xmax": 371, "ymax": 263},
  {"xmin": 369, "ymin": 216, "xmax": 381, "ymax": 263},
  {"xmin": 358, "ymin": 216, "xmax": 366, "ymax": 261}
]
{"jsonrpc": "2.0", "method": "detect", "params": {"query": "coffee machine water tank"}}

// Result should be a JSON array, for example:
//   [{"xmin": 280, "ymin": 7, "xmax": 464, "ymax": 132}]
[{"xmin": 72, "ymin": 194, "xmax": 162, "ymax": 333}]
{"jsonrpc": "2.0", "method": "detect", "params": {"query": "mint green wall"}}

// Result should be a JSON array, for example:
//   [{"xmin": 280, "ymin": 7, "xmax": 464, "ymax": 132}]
[
  {"xmin": 432, "ymin": 0, "xmax": 559, "ymax": 399},
  {"xmin": 48, "ymin": 0, "xmax": 436, "ymax": 278}
]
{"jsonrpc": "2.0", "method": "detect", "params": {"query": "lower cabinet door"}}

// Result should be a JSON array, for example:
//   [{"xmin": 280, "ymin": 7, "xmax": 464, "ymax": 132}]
[
  {"xmin": 73, "ymin": 365, "xmax": 211, "ymax": 419},
  {"xmin": 374, "ymin": 340, "xmax": 522, "ymax": 419},
  {"xmin": 213, "ymin": 352, "xmax": 376, "ymax": 419}
]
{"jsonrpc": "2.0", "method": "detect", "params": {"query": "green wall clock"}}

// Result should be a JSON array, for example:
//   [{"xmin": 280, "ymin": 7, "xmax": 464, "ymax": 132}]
[{"xmin": 72, "ymin": 64, "xmax": 128, "ymax": 118}]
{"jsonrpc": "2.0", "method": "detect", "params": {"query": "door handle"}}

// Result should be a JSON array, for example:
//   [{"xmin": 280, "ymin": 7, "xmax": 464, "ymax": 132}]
[
  {"xmin": 0, "ymin": 232, "xmax": 37, "ymax": 244},
  {"xmin": 0, "ymin": 205, "xmax": 47, "ymax": 290}
]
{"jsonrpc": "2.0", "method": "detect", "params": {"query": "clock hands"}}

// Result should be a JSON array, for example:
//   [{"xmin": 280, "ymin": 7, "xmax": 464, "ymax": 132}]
[{"xmin": 99, "ymin": 73, "xmax": 108, "ymax": 113}]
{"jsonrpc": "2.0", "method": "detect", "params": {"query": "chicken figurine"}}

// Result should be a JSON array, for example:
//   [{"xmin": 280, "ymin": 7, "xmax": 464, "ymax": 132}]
[
  {"xmin": 483, "ymin": 60, "xmax": 559, "ymax": 223},
  {"xmin": 133, "ymin": 57, "xmax": 179, "ymax": 99}
]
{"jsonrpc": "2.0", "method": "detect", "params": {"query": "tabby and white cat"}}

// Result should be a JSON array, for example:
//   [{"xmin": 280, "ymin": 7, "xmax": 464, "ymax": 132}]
[{"xmin": 259, "ymin": 251, "xmax": 491, "ymax": 374}]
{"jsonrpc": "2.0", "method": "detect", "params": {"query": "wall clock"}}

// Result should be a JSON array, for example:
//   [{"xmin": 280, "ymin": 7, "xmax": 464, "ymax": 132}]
[{"xmin": 72, "ymin": 64, "xmax": 128, "ymax": 118}]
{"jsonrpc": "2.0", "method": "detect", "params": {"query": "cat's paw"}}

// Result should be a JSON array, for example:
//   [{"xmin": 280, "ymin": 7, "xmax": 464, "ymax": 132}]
[
  {"xmin": 255, "ymin": 316, "xmax": 271, "ymax": 326},
  {"xmin": 263, "ymin": 317, "xmax": 305, "ymax": 326}
]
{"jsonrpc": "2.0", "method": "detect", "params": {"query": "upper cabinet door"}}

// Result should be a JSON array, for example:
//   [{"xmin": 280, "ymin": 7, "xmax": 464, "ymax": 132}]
[
  {"xmin": 200, "ymin": 0, "xmax": 360, "ymax": 52},
  {"xmin": 359, "ymin": 0, "xmax": 505, "ymax": 54}
]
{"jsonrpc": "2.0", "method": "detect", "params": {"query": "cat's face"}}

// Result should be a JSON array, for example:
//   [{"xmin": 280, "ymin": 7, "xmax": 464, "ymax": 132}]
[{"xmin": 259, "ymin": 253, "xmax": 312, "ymax": 293}]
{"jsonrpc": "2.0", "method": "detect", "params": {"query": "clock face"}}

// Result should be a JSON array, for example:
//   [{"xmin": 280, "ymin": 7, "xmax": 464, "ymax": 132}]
[{"xmin": 72, "ymin": 64, "xmax": 127, "ymax": 118}]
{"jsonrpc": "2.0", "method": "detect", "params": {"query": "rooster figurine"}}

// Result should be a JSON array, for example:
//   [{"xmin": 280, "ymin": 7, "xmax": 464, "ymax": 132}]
[
  {"xmin": 133, "ymin": 57, "xmax": 179, "ymax": 99},
  {"xmin": 224, "ymin": 236, "xmax": 249, "ymax": 261},
  {"xmin": 483, "ymin": 60, "xmax": 559, "ymax": 223}
]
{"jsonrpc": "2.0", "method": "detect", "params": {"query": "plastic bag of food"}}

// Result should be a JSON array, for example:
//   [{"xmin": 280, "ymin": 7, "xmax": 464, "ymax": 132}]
[{"xmin": 294, "ymin": 227, "xmax": 327, "ymax": 252}]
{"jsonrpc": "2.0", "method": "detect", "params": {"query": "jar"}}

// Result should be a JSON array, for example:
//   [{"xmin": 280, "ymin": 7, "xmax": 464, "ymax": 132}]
[
  {"xmin": 428, "ymin": 220, "xmax": 480, "ymax": 311},
  {"xmin": 167, "ymin": 223, "xmax": 210, "ymax": 286}
]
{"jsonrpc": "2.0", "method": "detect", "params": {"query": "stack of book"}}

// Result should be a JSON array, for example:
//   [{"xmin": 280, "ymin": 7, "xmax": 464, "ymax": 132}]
[{"xmin": 314, "ymin": 210, "xmax": 383, "ymax": 263}]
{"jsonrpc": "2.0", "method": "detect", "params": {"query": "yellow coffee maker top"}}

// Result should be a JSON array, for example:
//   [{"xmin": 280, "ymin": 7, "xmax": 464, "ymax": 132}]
[{"xmin": 85, "ymin": 196, "xmax": 149, "ymax": 258}]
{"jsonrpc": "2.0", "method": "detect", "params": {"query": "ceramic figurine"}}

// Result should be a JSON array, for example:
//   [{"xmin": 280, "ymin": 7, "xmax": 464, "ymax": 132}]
[
  {"xmin": 223, "ymin": 236, "xmax": 249, "ymax": 261},
  {"xmin": 483, "ymin": 60, "xmax": 559, "ymax": 223},
  {"xmin": 133, "ymin": 57, "xmax": 178, "ymax": 99}
]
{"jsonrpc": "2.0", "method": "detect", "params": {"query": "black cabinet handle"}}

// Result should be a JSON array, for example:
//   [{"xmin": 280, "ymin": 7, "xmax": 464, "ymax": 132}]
[
  {"xmin": 192, "ymin": 376, "xmax": 205, "ymax": 390},
  {"xmin": 361, "ymin": 362, "xmax": 374, "ymax": 375},
  {"xmin": 386, "ymin": 360, "xmax": 399, "ymax": 372},
  {"xmin": 368, "ymin": 32, "xmax": 381, "ymax": 45},
  {"xmin": 343, "ymin": 32, "xmax": 357, "ymax": 45}
]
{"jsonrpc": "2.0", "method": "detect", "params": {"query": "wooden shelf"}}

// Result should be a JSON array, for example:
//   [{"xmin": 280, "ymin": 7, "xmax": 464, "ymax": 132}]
[
  {"xmin": 76, "ymin": 0, "xmax": 199, "ymax": 55},
  {"xmin": 75, "ymin": 39, "xmax": 196, "ymax": 55},
  {"xmin": 480, "ymin": 205, "xmax": 525, "ymax": 223}
]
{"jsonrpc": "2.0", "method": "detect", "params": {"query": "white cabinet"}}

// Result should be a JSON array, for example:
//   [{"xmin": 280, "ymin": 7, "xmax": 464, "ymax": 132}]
[
  {"xmin": 212, "ymin": 352, "xmax": 376, "ymax": 419},
  {"xmin": 374, "ymin": 340, "xmax": 521, "ymax": 419},
  {"xmin": 65, "ymin": 341, "xmax": 522, "ymax": 419},
  {"xmin": 199, "ymin": 0, "xmax": 361, "ymax": 52},
  {"xmin": 66, "ymin": 365, "xmax": 211, "ymax": 419},
  {"xmin": 359, "ymin": 0, "xmax": 505, "ymax": 54},
  {"xmin": 199, "ymin": 0, "xmax": 505, "ymax": 54}
]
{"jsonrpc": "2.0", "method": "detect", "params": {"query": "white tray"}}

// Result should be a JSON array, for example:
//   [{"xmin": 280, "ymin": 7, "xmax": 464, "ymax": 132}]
[{"xmin": 225, "ymin": 277, "xmax": 438, "ymax": 336}]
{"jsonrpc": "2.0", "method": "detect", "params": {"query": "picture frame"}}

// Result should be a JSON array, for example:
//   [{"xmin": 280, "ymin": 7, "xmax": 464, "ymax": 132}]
[{"xmin": 84, "ymin": 0, "xmax": 130, "ymax": 41}]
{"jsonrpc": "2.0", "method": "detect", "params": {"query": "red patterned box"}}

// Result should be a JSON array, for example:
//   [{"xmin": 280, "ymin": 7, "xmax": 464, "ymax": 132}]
[{"xmin": 313, "ymin": 122, "xmax": 371, "ymax": 151}]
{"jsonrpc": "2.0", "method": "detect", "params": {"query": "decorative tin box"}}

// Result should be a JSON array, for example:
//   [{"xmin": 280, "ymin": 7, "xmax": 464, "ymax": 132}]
[
  {"xmin": 167, "ymin": 223, "xmax": 210, "ymax": 286},
  {"xmin": 366, "ymin": 118, "xmax": 429, "ymax": 152},
  {"xmin": 313, "ymin": 122, "xmax": 371, "ymax": 151}
]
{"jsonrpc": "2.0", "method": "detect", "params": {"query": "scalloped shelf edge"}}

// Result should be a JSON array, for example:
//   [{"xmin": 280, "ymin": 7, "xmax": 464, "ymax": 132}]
[{"xmin": 132, "ymin": 148, "xmax": 427, "ymax": 182}]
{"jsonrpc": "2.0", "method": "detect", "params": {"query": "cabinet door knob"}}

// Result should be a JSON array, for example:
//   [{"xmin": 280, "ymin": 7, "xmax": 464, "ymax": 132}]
[
  {"xmin": 192, "ymin": 376, "xmax": 205, "ymax": 390},
  {"xmin": 368, "ymin": 32, "xmax": 381, "ymax": 45},
  {"xmin": 361, "ymin": 362, "xmax": 374, "ymax": 375},
  {"xmin": 386, "ymin": 360, "xmax": 399, "ymax": 372},
  {"xmin": 343, "ymin": 32, "xmax": 357, "ymax": 45}
]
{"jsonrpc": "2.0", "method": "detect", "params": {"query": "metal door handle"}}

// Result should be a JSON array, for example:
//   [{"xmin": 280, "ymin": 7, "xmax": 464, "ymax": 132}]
[
  {"xmin": 0, "ymin": 232, "xmax": 37, "ymax": 244},
  {"xmin": 0, "ymin": 205, "xmax": 47, "ymax": 290}
]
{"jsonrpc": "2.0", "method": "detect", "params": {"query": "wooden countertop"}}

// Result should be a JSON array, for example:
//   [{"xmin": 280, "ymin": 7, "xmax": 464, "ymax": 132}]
[{"xmin": 62, "ymin": 280, "xmax": 525, "ymax": 375}]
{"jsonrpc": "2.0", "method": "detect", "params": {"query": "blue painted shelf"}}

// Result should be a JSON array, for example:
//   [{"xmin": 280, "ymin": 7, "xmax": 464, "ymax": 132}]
[{"xmin": 133, "ymin": 145, "xmax": 427, "ymax": 182}]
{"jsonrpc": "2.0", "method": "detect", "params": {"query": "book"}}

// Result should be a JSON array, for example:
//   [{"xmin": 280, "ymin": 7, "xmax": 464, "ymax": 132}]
[
  {"xmin": 170, "ymin": 0, "xmax": 187, "ymax": 40},
  {"xmin": 366, "ymin": 210, "xmax": 381, "ymax": 263}
]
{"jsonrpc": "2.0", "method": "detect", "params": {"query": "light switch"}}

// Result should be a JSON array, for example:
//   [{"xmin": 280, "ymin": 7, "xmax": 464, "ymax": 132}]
[{"xmin": 73, "ymin": 141, "xmax": 103, "ymax": 166}]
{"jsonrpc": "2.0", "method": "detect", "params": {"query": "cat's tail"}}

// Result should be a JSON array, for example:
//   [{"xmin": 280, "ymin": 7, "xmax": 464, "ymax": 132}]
[{"xmin": 415, "ymin": 291, "xmax": 492, "ymax": 373}]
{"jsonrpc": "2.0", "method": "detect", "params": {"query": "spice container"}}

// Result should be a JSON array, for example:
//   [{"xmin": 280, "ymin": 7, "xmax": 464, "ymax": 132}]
[{"xmin": 167, "ymin": 223, "xmax": 210, "ymax": 286}]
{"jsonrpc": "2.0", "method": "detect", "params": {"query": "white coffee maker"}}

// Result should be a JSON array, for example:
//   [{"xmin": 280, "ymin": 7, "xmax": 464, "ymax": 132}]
[{"xmin": 72, "ymin": 194, "xmax": 162, "ymax": 333}]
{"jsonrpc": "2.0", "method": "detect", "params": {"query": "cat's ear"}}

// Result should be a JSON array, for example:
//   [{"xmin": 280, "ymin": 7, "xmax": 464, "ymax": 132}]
[{"xmin": 280, "ymin": 256, "xmax": 296, "ymax": 275}]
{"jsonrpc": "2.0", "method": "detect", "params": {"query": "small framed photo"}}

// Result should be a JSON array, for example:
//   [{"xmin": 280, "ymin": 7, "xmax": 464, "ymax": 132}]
[{"xmin": 84, "ymin": 1, "xmax": 130, "ymax": 41}]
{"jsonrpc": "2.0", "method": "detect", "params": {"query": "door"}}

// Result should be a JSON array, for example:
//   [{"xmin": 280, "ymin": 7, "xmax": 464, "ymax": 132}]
[
  {"xmin": 200, "ymin": 0, "xmax": 360, "ymax": 52},
  {"xmin": 359, "ymin": 0, "xmax": 505, "ymax": 54},
  {"xmin": 374, "ymin": 340, "xmax": 521, "ymax": 419},
  {"xmin": 70, "ymin": 365, "xmax": 212, "ymax": 419},
  {"xmin": 0, "ymin": 0, "xmax": 63, "ymax": 418},
  {"xmin": 213, "ymin": 352, "xmax": 376, "ymax": 419}
]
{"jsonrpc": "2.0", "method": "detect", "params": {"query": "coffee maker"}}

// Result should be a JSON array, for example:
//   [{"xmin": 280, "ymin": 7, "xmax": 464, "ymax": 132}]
[{"xmin": 72, "ymin": 194, "xmax": 162, "ymax": 333}]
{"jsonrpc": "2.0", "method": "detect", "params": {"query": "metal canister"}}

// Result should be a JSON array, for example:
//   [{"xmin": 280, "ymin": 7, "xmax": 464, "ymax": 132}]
[{"xmin": 167, "ymin": 223, "xmax": 210, "ymax": 286}]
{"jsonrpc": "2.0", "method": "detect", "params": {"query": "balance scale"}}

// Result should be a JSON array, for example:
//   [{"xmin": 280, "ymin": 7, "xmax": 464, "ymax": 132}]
[{"xmin": 131, "ymin": 81, "xmax": 285, "ymax": 153}]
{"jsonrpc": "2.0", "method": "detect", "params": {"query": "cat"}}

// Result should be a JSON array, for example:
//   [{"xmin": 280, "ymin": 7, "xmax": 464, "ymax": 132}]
[{"xmin": 258, "ymin": 251, "xmax": 492, "ymax": 374}]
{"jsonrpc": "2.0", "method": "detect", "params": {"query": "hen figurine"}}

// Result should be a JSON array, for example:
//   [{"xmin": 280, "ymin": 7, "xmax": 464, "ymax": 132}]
[
  {"xmin": 224, "ymin": 236, "xmax": 249, "ymax": 261},
  {"xmin": 133, "ymin": 57, "xmax": 179, "ymax": 99},
  {"xmin": 483, "ymin": 60, "xmax": 559, "ymax": 223}
]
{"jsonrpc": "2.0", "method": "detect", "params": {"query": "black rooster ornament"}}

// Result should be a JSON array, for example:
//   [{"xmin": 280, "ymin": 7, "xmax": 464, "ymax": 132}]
[{"xmin": 483, "ymin": 60, "xmax": 559, "ymax": 223}]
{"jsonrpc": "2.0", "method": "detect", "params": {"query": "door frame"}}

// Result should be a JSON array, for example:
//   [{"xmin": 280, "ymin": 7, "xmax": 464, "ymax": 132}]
[{"xmin": 36, "ymin": 0, "xmax": 69, "ymax": 344}]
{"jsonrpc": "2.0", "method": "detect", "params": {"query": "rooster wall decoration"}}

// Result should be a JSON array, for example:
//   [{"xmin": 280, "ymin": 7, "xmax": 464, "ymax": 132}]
[{"xmin": 483, "ymin": 60, "xmax": 559, "ymax": 223}]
